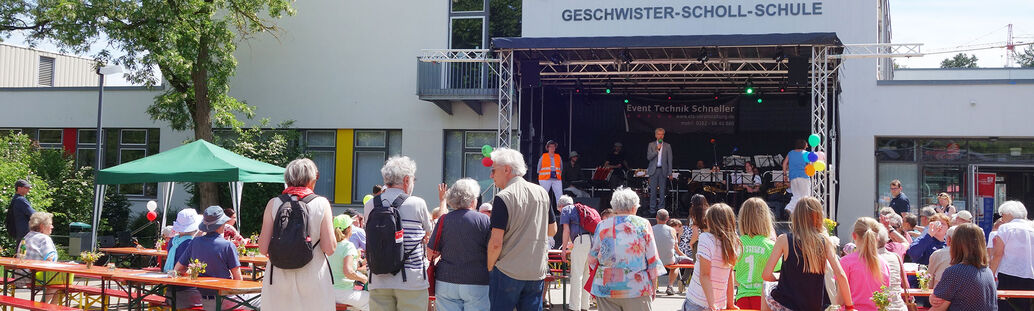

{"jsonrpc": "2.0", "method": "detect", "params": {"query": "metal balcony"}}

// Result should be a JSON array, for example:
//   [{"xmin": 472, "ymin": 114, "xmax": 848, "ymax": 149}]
[{"xmin": 417, "ymin": 60, "xmax": 498, "ymax": 115}]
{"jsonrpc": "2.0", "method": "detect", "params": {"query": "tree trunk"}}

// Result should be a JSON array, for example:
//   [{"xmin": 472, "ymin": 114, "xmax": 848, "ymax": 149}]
[{"xmin": 193, "ymin": 31, "xmax": 219, "ymax": 209}]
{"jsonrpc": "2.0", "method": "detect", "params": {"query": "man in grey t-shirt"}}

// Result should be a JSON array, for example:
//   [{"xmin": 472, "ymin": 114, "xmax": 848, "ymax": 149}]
[{"xmin": 363, "ymin": 156, "xmax": 432, "ymax": 311}]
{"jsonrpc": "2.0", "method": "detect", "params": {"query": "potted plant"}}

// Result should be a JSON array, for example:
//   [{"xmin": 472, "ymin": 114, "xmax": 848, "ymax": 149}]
[
  {"xmin": 186, "ymin": 258, "xmax": 207, "ymax": 280},
  {"xmin": 80, "ymin": 251, "xmax": 101, "ymax": 269},
  {"xmin": 916, "ymin": 265, "xmax": 931, "ymax": 290}
]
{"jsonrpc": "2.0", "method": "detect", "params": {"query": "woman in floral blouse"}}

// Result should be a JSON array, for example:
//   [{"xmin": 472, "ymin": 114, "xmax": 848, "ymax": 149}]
[{"xmin": 588, "ymin": 187, "xmax": 663, "ymax": 311}]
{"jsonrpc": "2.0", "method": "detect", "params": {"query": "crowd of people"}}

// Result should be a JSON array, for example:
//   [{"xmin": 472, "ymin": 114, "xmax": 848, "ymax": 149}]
[{"xmin": 6, "ymin": 140, "xmax": 1034, "ymax": 311}]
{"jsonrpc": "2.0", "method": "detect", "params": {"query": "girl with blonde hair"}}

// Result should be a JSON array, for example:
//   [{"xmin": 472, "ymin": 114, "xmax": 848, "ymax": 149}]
[
  {"xmin": 682, "ymin": 203, "xmax": 741, "ymax": 311},
  {"xmin": 733, "ymin": 198, "xmax": 778, "ymax": 309},
  {"xmin": 840, "ymin": 217, "xmax": 891, "ymax": 311},
  {"xmin": 763, "ymin": 197, "xmax": 854, "ymax": 311}
]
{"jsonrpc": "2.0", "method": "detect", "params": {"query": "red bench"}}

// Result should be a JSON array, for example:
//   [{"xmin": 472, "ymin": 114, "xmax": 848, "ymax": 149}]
[{"xmin": 0, "ymin": 295, "xmax": 81, "ymax": 311}]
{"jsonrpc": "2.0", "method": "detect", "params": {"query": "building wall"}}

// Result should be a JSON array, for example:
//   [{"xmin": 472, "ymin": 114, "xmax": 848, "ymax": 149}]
[{"xmin": 0, "ymin": 44, "xmax": 97, "ymax": 87}]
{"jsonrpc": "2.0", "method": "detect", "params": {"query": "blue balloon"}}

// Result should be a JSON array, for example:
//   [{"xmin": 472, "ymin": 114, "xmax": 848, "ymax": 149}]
[
  {"xmin": 808, "ymin": 152, "xmax": 819, "ymax": 163},
  {"xmin": 802, "ymin": 151, "xmax": 811, "ymax": 162}
]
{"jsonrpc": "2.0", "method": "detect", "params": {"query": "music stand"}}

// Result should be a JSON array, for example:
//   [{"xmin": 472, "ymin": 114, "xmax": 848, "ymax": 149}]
[
  {"xmin": 754, "ymin": 155, "xmax": 776, "ymax": 168},
  {"xmin": 723, "ymin": 155, "xmax": 748, "ymax": 167},
  {"xmin": 691, "ymin": 169, "xmax": 719, "ymax": 182},
  {"xmin": 769, "ymin": 170, "xmax": 787, "ymax": 182},
  {"xmin": 773, "ymin": 154, "xmax": 784, "ymax": 165}
]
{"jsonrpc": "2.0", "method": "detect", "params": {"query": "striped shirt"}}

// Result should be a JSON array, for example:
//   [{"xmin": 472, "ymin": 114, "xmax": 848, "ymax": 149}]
[{"xmin": 363, "ymin": 188, "xmax": 432, "ymax": 291}]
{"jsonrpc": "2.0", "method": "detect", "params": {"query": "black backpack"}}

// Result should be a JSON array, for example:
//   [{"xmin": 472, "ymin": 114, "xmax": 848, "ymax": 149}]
[
  {"xmin": 268, "ymin": 194, "xmax": 334, "ymax": 284},
  {"xmin": 5, "ymin": 197, "xmax": 16, "ymax": 240},
  {"xmin": 366, "ymin": 193, "xmax": 416, "ymax": 281}
]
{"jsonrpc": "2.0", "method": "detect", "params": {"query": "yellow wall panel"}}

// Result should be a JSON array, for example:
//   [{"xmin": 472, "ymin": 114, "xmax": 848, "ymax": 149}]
[{"xmin": 335, "ymin": 129, "xmax": 354, "ymax": 204}]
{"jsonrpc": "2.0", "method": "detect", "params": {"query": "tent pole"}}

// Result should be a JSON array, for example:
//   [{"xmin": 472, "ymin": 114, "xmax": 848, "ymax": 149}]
[
  {"xmin": 90, "ymin": 185, "xmax": 106, "ymax": 251},
  {"xmin": 160, "ymin": 182, "xmax": 174, "ymax": 229}
]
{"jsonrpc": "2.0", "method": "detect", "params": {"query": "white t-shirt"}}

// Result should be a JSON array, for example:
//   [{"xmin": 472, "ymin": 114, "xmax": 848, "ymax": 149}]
[
  {"xmin": 685, "ymin": 232, "xmax": 733, "ymax": 308},
  {"xmin": 995, "ymin": 219, "xmax": 1034, "ymax": 279},
  {"xmin": 363, "ymin": 188, "xmax": 432, "ymax": 290}
]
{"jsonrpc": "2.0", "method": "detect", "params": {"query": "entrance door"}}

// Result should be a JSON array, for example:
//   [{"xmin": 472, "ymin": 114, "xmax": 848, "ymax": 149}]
[{"xmin": 967, "ymin": 164, "xmax": 1034, "ymax": 231}]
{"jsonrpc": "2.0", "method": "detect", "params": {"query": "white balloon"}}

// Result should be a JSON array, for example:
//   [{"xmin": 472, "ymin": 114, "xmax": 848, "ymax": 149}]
[{"xmin": 146, "ymin": 200, "xmax": 157, "ymax": 211}]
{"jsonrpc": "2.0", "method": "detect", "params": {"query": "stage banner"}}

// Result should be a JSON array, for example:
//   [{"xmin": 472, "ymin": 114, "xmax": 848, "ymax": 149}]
[{"xmin": 624, "ymin": 100, "xmax": 737, "ymax": 134}]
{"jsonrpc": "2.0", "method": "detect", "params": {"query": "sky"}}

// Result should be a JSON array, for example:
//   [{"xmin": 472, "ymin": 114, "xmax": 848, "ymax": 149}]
[
  {"xmin": 891, "ymin": 0, "xmax": 1034, "ymax": 68},
  {"xmin": 3, "ymin": 0, "xmax": 1032, "ymax": 85}
]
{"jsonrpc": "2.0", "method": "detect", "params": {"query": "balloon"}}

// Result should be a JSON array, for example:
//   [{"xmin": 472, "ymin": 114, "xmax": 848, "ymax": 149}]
[
  {"xmin": 146, "ymin": 200, "xmax": 157, "ymax": 212},
  {"xmin": 146, "ymin": 210, "xmax": 157, "ymax": 222},
  {"xmin": 814, "ymin": 160, "xmax": 827, "ymax": 172},
  {"xmin": 816, "ymin": 151, "xmax": 826, "ymax": 161},
  {"xmin": 481, "ymin": 157, "xmax": 493, "ymax": 167},
  {"xmin": 805, "ymin": 163, "xmax": 816, "ymax": 177},
  {"xmin": 807, "ymin": 152, "xmax": 819, "ymax": 163},
  {"xmin": 802, "ymin": 151, "xmax": 811, "ymax": 162},
  {"xmin": 808, "ymin": 134, "xmax": 821, "ymax": 147},
  {"xmin": 481, "ymin": 145, "xmax": 493, "ymax": 157}
]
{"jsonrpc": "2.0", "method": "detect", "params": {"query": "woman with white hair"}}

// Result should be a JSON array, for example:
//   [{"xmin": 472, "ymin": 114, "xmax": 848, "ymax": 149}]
[
  {"xmin": 259, "ymin": 158, "xmax": 337, "ymax": 310},
  {"xmin": 427, "ymin": 178, "xmax": 491, "ymax": 310},
  {"xmin": 587, "ymin": 187, "xmax": 662, "ymax": 310},
  {"xmin": 19, "ymin": 212, "xmax": 71, "ymax": 304},
  {"xmin": 990, "ymin": 200, "xmax": 1034, "ymax": 311}
]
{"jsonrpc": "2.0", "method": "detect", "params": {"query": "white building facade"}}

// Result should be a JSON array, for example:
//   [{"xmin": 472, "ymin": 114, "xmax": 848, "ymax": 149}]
[{"xmin": 1, "ymin": 0, "xmax": 1032, "ymax": 239}]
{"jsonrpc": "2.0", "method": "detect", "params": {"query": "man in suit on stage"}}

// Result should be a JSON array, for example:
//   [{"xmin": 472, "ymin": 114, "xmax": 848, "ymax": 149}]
[{"xmin": 647, "ymin": 128, "xmax": 673, "ymax": 214}]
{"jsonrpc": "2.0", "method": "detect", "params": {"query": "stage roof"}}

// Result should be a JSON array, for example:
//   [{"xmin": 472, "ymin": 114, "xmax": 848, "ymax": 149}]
[
  {"xmin": 492, "ymin": 32, "xmax": 841, "ymax": 50},
  {"xmin": 490, "ymin": 32, "xmax": 843, "ymax": 96}
]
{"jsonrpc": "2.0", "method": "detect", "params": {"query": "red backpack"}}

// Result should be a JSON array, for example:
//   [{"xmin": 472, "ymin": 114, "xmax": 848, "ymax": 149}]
[{"xmin": 575, "ymin": 203, "xmax": 602, "ymax": 234}]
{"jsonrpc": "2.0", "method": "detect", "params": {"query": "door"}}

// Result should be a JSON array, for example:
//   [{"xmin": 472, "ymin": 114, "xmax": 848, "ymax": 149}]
[{"xmin": 968, "ymin": 164, "xmax": 1034, "ymax": 232}]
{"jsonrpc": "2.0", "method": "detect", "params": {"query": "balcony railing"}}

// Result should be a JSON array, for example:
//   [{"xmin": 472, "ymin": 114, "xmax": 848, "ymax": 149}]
[{"xmin": 417, "ymin": 60, "xmax": 498, "ymax": 102}]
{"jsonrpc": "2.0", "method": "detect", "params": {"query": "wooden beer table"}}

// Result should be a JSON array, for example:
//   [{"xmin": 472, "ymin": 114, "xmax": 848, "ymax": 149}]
[
  {"xmin": 101, "ymin": 247, "xmax": 268, "ymax": 280},
  {"xmin": 109, "ymin": 271, "xmax": 262, "ymax": 310}
]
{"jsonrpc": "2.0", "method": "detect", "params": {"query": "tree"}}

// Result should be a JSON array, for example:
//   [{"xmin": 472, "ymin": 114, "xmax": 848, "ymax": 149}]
[
  {"xmin": 1018, "ymin": 45, "xmax": 1034, "ymax": 68},
  {"xmin": 21, "ymin": 0, "xmax": 295, "ymax": 208},
  {"xmin": 940, "ymin": 53, "xmax": 978, "ymax": 68}
]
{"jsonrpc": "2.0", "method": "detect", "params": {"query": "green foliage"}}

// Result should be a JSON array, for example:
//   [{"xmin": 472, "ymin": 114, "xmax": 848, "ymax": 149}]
[
  {"xmin": 100, "ymin": 188, "xmax": 132, "ymax": 236},
  {"xmin": 1018, "ymin": 45, "xmax": 1034, "ymax": 68},
  {"xmin": 871, "ymin": 285, "xmax": 890, "ymax": 311},
  {"xmin": 187, "ymin": 120, "xmax": 306, "ymax": 236},
  {"xmin": 940, "ymin": 53, "xmax": 979, "ymax": 68}
]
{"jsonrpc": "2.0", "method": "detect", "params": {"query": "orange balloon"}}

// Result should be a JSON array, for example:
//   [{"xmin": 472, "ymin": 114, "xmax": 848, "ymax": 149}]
[{"xmin": 805, "ymin": 163, "xmax": 816, "ymax": 176}]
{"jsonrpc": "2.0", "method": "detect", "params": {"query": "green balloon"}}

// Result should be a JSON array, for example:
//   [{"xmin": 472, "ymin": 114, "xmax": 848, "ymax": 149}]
[
  {"xmin": 482, "ymin": 145, "xmax": 493, "ymax": 157},
  {"xmin": 808, "ymin": 134, "xmax": 821, "ymax": 147}
]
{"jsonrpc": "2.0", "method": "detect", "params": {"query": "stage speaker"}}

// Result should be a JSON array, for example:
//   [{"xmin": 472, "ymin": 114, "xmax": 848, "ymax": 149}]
[
  {"xmin": 574, "ymin": 196, "xmax": 601, "ymax": 211},
  {"xmin": 788, "ymin": 56, "xmax": 809, "ymax": 86},
  {"xmin": 520, "ymin": 61, "xmax": 540, "ymax": 86}
]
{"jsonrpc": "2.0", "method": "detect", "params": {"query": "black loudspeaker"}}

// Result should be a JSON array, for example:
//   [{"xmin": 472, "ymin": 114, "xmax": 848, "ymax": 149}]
[
  {"xmin": 520, "ymin": 61, "xmax": 540, "ymax": 86},
  {"xmin": 788, "ymin": 56, "xmax": 809, "ymax": 86},
  {"xmin": 574, "ymin": 197, "xmax": 601, "ymax": 211}
]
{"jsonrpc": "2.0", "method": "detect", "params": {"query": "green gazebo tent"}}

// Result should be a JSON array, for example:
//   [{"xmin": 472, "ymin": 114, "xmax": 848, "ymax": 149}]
[{"xmin": 91, "ymin": 140, "xmax": 285, "ymax": 249}]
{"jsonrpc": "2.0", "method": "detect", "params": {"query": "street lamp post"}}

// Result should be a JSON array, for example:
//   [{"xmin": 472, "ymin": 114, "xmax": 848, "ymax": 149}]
[{"xmin": 91, "ymin": 64, "xmax": 122, "ymax": 251}]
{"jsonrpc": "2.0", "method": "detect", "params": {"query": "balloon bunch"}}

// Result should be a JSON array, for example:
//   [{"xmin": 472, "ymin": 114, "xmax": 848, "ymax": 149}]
[
  {"xmin": 146, "ymin": 200, "xmax": 158, "ymax": 222},
  {"xmin": 803, "ymin": 133, "xmax": 827, "ymax": 177},
  {"xmin": 481, "ymin": 145, "xmax": 494, "ymax": 167}
]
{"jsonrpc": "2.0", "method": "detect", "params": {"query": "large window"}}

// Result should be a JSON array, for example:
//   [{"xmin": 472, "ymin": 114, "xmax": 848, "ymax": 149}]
[
  {"xmin": 353, "ymin": 130, "xmax": 403, "ymax": 202},
  {"xmin": 443, "ymin": 130, "xmax": 494, "ymax": 186},
  {"xmin": 875, "ymin": 137, "xmax": 1034, "ymax": 213},
  {"xmin": 305, "ymin": 130, "xmax": 337, "ymax": 201},
  {"xmin": 448, "ymin": 0, "xmax": 521, "ymax": 49},
  {"xmin": 76, "ymin": 128, "xmax": 160, "ymax": 197}
]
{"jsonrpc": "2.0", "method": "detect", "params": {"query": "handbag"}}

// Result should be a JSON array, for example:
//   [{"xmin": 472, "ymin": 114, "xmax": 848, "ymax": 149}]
[{"xmin": 427, "ymin": 215, "xmax": 445, "ymax": 296}]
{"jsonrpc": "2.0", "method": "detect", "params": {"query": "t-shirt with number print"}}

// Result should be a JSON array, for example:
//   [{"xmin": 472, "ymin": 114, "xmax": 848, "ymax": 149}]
[{"xmin": 734, "ymin": 235, "xmax": 780, "ymax": 300}]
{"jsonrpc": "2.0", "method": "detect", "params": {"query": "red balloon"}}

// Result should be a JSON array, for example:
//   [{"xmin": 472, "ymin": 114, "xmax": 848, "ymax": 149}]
[
  {"xmin": 482, "ymin": 157, "xmax": 493, "ymax": 167},
  {"xmin": 146, "ymin": 210, "xmax": 157, "ymax": 222}
]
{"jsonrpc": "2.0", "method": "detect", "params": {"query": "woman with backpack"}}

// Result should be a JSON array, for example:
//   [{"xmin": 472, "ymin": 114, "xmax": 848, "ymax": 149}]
[
  {"xmin": 259, "ymin": 158, "xmax": 337, "ymax": 310},
  {"xmin": 558, "ymin": 195, "xmax": 597, "ymax": 311}
]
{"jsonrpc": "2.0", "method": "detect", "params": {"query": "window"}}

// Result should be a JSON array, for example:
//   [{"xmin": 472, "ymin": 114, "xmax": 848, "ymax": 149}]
[
  {"xmin": 75, "ymin": 128, "xmax": 160, "ymax": 197},
  {"xmin": 305, "ymin": 130, "xmax": 337, "ymax": 201},
  {"xmin": 451, "ymin": 0, "xmax": 483, "ymax": 12},
  {"xmin": 877, "ymin": 162, "xmax": 918, "ymax": 211},
  {"xmin": 35, "ymin": 129, "xmax": 62, "ymax": 149},
  {"xmin": 876, "ymin": 138, "xmax": 915, "ymax": 161},
  {"xmin": 38, "ymin": 56, "xmax": 55, "ymax": 86},
  {"xmin": 353, "ymin": 130, "xmax": 402, "ymax": 202},
  {"xmin": 451, "ymin": 17, "xmax": 485, "ymax": 49},
  {"xmin": 488, "ymin": 0, "xmax": 521, "ymax": 39},
  {"xmin": 444, "ymin": 130, "xmax": 494, "ymax": 185}
]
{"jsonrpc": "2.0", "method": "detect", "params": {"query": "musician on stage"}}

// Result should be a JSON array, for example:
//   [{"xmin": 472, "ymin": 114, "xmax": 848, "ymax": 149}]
[
  {"xmin": 647, "ymin": 128, "xmax": 673, "ymax": 214},
  {"xmin": 604, "ymin": 142, "xmax": 629, "ymax": 187},
  {"xmin": 562, "ymin": 151, "xmax": 589, "ymax": 198},
  {"xmin": 537, "ymin": 140, "xmax": 564, "ymax": 209},
  {"xmin": 782, "ymin": 139, "xmax": 810, "ymax": 216}
]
